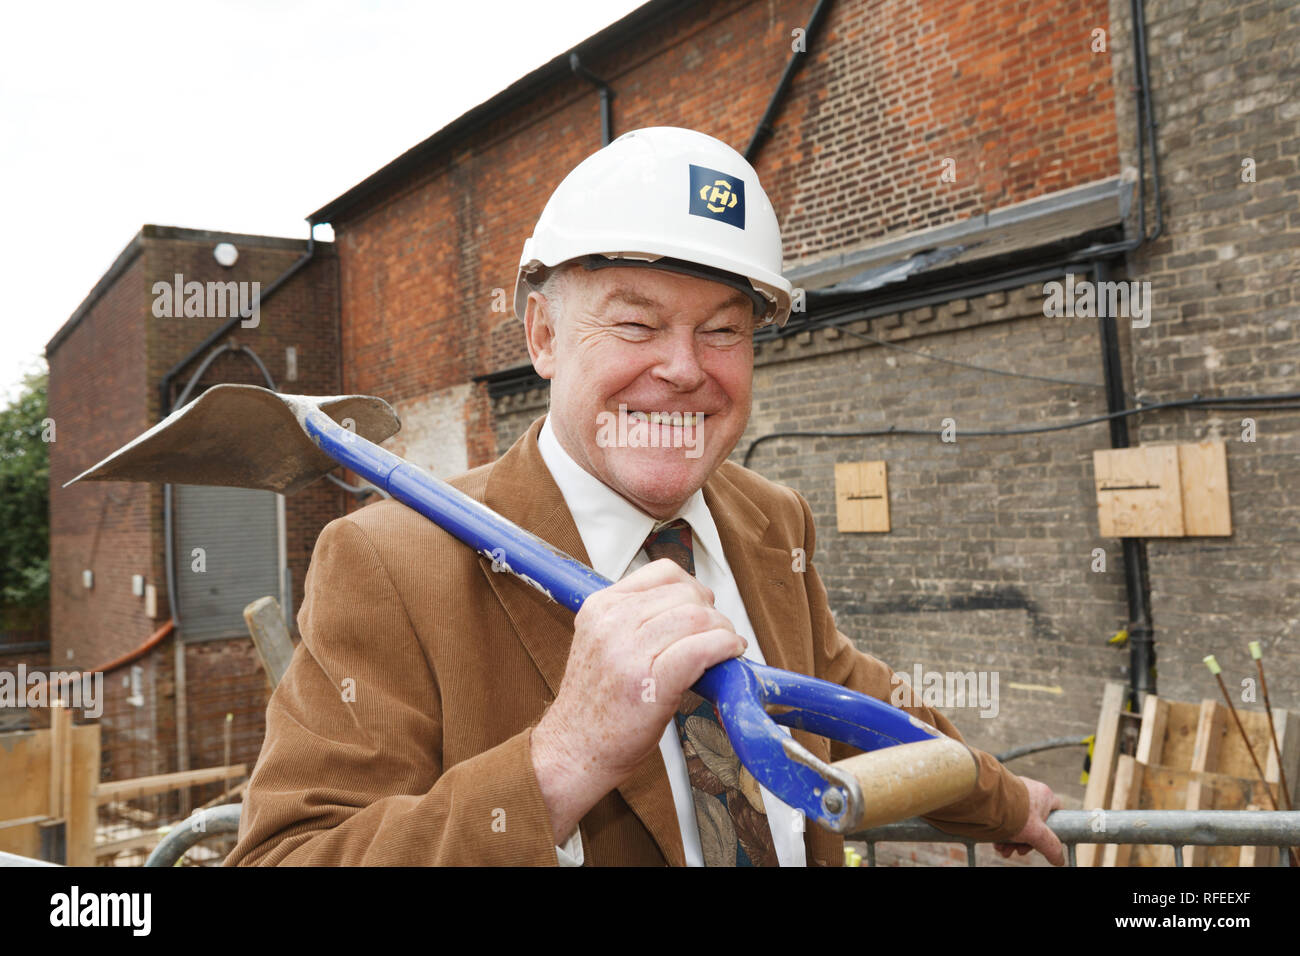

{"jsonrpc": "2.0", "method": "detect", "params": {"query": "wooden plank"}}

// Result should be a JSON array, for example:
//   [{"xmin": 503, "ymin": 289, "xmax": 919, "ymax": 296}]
[
  {"xmin": 1105, "ymin": 695, "xmax": 1168, "ymax": 866},
  {"xmin": 0, "ymin": 728, "xmax": 51, "ymax": 859},
  {"xmin": 95, "ymin": 831, "xmax": 168, "ymax": 858},
  {"xmin": 1102, "ymin": 754, "xmax": 1143, "ymax": 866},
  {"xmin": 1184, "ymin": 699, "xmax": 1224, "ymax": 866},
  {"xmin": 1093, "ymin": 446, "xmax": 1184, "ymax": 537},
  {"xmin": 1159, "ymin": 701, "xmax": 1203, "ymax": 769},
  {"xmin": 1177, "ymin": 441, "xmax": 1231, "ymax": 536},
  {"xmin": 67, "ymin": 723, "xmax": 99, "ymax": 867},
  {"xmin": 1265, "ymin": 709, "xmax": 1298, "ymax": 810},
  {"xmin": 1077, "ymin": 682, "xmax": 1126, "ymax": 867},
  {"xmin": 94, "ymin": 764, "xmax": 246, "ymax": 804},
  {"xmin": 0, "ymin": 814, "xmax": 52, "ymax": 831},
  {"xmin": 244, "ymin": 596, "xmax": 296, "ymax": 690},
  {"xmin": 1217, "ymin": 709, "xmax": 1273, "ymax": 782},
  {"xmin": 48, "ymin": 704, "xmax": 69, "ymax": 820}
]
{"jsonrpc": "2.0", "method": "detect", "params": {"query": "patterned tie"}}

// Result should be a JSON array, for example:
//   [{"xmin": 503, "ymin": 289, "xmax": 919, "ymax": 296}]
[{"xmin": 641, "ymin": 518, "xmax": 778, "ymax": 867}]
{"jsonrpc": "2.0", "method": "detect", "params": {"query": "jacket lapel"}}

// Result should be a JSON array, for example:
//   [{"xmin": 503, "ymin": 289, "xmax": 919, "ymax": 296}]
[{"xmin": 479, "ymin": 415, "xmax": 686, "ymax": 866}]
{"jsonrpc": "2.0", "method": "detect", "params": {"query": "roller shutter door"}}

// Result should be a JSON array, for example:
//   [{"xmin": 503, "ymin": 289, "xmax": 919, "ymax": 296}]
[{"xmin": 174, "ymin": 485, "xmax": 279, "ymax": 640}]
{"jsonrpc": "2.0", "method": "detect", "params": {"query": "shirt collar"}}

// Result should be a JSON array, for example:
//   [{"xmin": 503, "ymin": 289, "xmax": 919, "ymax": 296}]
[{"xmin": 537, "ymin": 414, "xmax": 729, "ymax": 580}]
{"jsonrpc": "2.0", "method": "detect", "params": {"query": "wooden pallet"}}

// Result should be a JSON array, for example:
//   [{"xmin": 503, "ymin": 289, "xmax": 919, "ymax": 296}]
[{"xmin": 1079, "ymin": 682, "xmax": 1298, "ymax": 866}]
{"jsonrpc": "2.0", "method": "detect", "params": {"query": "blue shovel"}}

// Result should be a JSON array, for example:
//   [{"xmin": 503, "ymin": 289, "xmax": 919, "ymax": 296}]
[{"xmin": 68, "ymin": 384, "xmax": 978, "ymax": 834}]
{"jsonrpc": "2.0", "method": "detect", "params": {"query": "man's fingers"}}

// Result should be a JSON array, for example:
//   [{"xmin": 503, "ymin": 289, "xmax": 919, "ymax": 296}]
[
  {"xmin": 1033, "ymin": 821, "xmax": 1066, "ymax": 866},
  {"xmin": 650, "ymin": 627, "xmax": 746, "ymax": 697},
  {"xmin": 637, "ymin": 604, "xmax": 738, "ymax": 657},
  {"xmin": 612, "ymin": 557, "xmax": 713, "ymax": 602}
]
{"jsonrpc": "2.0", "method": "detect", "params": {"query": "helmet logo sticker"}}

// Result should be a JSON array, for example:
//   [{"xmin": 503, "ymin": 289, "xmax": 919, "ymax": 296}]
[{"xmin": 688, "ymin": 164, "xmax": 746, "ymax": 230}]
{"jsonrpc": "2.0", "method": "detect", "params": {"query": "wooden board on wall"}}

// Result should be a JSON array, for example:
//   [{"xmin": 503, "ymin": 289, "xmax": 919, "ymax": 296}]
[
  {"xmin": 1094, "ymin": 446, "xmax": 1184, "ymax": 537},
  {"xmin": 1178, "ymin": 441, "xmax": 1232, "ymax": 536},
  {"xmin": 834, "ymin": 461, "xmax": 890, "ymax": 533}
]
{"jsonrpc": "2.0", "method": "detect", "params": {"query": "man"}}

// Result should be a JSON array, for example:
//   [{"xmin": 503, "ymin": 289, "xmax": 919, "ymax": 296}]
[{"xmin": 227, "ymin": 127, "xmax": 1062, "ymax": 866}]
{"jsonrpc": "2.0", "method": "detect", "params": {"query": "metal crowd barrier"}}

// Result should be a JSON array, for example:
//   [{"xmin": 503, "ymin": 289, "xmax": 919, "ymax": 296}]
[
  {"xmin": 850, "ymin": 810, "xmax": 1300, "ymax": 866},
  {"xmin": 4, "ymin": 807, "xmax": 1297, "ymax": 866}
]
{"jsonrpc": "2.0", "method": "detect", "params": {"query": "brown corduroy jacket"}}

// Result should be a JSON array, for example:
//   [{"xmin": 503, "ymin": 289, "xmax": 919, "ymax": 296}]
[{"xmin": 225, "ymin": 415, "xmax": 1029, "ymax": 866}]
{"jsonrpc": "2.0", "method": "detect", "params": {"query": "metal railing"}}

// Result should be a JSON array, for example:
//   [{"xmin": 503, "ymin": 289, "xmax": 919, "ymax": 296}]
[
  {"xmin": 6, "ymin": 807, "xmax": 1298, "ymax": 866},
  {"xmin": 851, "ymin": 810, "xmax": 1300, "ymax": 866}
]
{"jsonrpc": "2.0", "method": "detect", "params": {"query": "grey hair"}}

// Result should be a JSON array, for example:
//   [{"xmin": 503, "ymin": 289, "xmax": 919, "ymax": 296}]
[{"xmin": 533, "ymin": 262, "xmax": 578, "ymax": 324}]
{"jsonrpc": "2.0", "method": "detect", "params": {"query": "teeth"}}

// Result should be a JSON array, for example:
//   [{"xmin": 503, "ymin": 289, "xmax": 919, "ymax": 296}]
[{"xmin": 640, "ymin": 411, "xmax": 703, "ymax": 426}]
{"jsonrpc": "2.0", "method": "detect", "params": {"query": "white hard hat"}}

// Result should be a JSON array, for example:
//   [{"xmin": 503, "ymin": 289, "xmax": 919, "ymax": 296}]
[{"xmin": 514, "ymin": 126, "xmax": 793, "ymax": 327}]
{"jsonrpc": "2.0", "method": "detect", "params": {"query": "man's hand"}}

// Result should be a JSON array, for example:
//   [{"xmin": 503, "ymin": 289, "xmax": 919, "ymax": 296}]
[
  {"xmin": 993, "ymin": 776, "xmax": 1064, "ymax": 865},
  {"xmin": 530, "ymin": 558, "xmax": 746, "ymax": 843}
]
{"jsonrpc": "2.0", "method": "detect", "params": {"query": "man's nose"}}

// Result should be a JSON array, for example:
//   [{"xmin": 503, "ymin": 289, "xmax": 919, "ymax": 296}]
[{"xmin": 649, "ymin": 329, "xmax": 708, "ymax": 390}]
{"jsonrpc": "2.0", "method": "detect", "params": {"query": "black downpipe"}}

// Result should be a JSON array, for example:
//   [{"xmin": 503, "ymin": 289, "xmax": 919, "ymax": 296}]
[
  {"xmin": 744, "ymin": 0, "xmax": 834, "ymax": 164},
  {"xmin": 569, "ymin": 53, "xmax": 613, "ymax": 146},
  {"xmin": 1128, "ymin": 0, "xmax": 1163, "ymax": 244},
  {"xmin": 1094, "ymin": 257, "xmax": 1155, "ymax": 708},
  {"xmin": 157, "ymin": 223, "xmax": 317, "ymax": 419}
]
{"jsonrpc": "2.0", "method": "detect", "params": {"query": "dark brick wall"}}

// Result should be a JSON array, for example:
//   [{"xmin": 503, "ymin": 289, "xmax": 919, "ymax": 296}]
[{"xmin": 1110, "ymin": 0, "xmax": 1300, "ymax": 699}]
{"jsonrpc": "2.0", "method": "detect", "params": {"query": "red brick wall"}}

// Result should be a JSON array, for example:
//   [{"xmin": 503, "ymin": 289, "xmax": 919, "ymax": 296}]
[
  {"xmin": 330, "ymin": 0, "xmax": 1117, "ymax": 466},
  {"xmin": 47, "ymin": 249, "xmax": 153, "ymax": 673},
  {"xmin": 47, "ymin": 227, "xmax": 342, "ymax": 785},
  {"xmin": 140, "ymin": 228, "xmax": 345, "ymax": 636}
]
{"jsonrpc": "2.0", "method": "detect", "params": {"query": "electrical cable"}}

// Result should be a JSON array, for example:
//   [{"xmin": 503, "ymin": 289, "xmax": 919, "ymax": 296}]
[
  {"xmin": 742, "ymin": 391, "xmax": 1300, "ymax": 466},
  {"xmin": 832, "ymin": 323, "xmax": 1112, "ymax": 392}
]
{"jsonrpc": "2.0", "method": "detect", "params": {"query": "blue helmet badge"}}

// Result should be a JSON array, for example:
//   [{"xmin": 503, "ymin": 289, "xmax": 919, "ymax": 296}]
[{"xmin": 688, "ymin": 164, "xmax": 746, "ymax": 230}]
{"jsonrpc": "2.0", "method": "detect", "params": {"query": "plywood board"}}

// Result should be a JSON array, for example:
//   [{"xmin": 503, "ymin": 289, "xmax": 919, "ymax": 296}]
[
  {"xmin": 1094, "ymin": 446, "xmax": 1184, "ymax": 537},
  {"xmin": 1160, "ymin": 701, "xmax": 1205, "ymax": 770},
  {"xmin": 1177, "ymin": 441, "xmax": 1232, "ymax": 536},
  {"xmin": 834, "ymin": 461, "xmax": 890, "ymax": 533},
  {"xmin": 0, "ymin": 728, "xmax": 50, "ymax": 859},
  {"xmin": 1131, "ymin": 765, "xmax": 1278, "ymax": 867}
]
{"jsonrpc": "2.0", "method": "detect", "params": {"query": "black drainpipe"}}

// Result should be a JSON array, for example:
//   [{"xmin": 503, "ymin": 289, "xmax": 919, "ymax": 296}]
[
  {"xmin": 744, "ymin": 0, "xmax": 835, "ymax": 164},
  {"xmin": 157, "ymin": 221, "xmax": 318, "ymax": 418},
  {"xmin": 1094, "ymin": 256, "xmax": 1156, "ymax": 709},
  {"xmin": 569, "ymin": 53, "xmax": 613, "ymax": 146},
  {"xmin": 1085, "ymin": 0, "xmax": 1160, "ymax": 709}
]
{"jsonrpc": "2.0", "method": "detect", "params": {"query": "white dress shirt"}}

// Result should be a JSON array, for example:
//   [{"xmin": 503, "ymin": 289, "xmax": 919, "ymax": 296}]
[{"xmin": 536, "ymin": 415, "xmax": 807, "ymax": 867}]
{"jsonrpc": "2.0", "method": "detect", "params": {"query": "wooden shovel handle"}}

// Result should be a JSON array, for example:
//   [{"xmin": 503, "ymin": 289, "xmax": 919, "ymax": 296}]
[{"xmin": 831, "ymin": 736, "xmax": 980, "ymax": 830}]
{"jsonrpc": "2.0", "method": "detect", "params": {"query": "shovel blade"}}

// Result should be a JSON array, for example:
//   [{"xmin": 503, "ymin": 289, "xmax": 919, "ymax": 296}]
[{"xmin": 64, "ymin": 384, "xmax": 400, "ymax": 495}]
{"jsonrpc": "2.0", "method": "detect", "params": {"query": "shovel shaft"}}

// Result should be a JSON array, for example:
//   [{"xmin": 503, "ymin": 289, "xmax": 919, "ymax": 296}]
[{"xmin": 304, "ymin": 408, "xmax": 977, "ymax": 833}]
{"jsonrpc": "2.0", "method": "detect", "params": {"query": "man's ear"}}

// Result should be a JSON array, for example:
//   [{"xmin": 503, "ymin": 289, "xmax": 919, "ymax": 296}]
[{"xmin": 523, "ymin": 290, "xmax": 557, "ymax": 379}]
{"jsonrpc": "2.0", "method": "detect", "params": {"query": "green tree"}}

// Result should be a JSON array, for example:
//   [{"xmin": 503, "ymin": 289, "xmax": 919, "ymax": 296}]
[{"xmin": 0, "ymin": 365, "xmax": 50, "ymax": 608}]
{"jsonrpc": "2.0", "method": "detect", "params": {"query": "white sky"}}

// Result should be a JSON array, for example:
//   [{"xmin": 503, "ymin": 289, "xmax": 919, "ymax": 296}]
[{"xmin": 0, "ymin": 0, "xmax": 646, "ymax": 403}]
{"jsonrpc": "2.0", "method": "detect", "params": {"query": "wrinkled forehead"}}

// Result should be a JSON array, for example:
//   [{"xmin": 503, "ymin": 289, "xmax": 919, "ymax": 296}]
[{"xmin": 567, "ymin": 265, "xmax": 760, "ymax": 325}]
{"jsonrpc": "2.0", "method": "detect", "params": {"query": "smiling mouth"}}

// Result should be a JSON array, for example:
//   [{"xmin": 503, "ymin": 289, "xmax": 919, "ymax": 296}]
[{"xmin": 625, "ymin": 410, "xmax": 705, "ymax": 426}]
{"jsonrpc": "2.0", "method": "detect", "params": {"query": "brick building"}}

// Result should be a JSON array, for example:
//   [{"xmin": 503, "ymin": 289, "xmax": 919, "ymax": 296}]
[
  {"xmin": 44, "ymin": 225, "xmax": 343, "ymax": 791},
  {"xmin": 306, "ymin": 0, "xmax": 1298, "ymax": 861},
  {"xmin": 33, "ymin": 0, "xmax": 1299, "ymax": 863}
]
